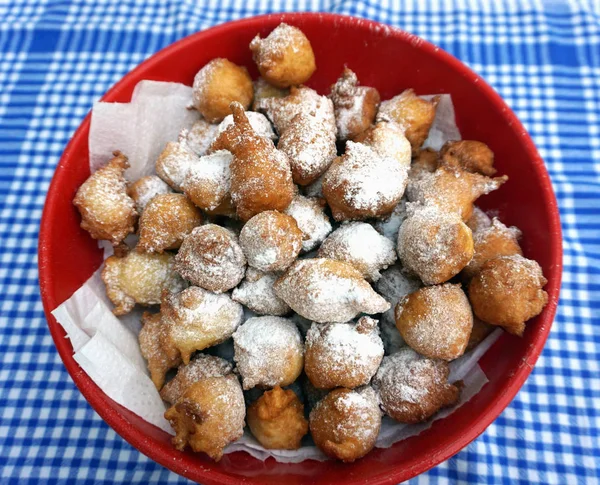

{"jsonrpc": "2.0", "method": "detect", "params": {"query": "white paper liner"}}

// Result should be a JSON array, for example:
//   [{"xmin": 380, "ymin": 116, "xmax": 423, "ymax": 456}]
[{"xmin": 51, "ymin": 81, "xmax": 500, "ymax": 463}]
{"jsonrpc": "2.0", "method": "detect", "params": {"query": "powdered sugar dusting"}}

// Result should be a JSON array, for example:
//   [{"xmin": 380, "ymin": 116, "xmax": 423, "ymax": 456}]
[
  {"xmin": 232, "ymin": 316, "xmax": 303, "ymax": 389},
  {"xmin": 182, "ymin": 150, "xmax": 232, "ymax": 211},
  {"xmin": 155, "ymin": 138, "xmax": 199, "ymax": 191},
  {"xmin": 184, "ymin": 118, "xmax": 219, "ymax": 156},
  {"xmin": 318, "ymin": 222, "xmax": 397, "ymax": 282},
  {"xmin": 231, "ymin": 267, "xmax": 291, "ymax": 316},
  {"xmin": 324, "ymin": 141, "xmax": 408, "ymax": 213},
  {"xmin": 373, "ymin": 198, "xmax": 409, "ymax": 241},
  {"xmin": 284, "ymin": 195, "xmax": 332, "ymax": 252},
  {"xmin": 218, "ymin": 111, "xmax": 276, "ymax": 141},
  {"xmin": 128, "ymin": 175, "xmax": 173, "ymax": 214}
]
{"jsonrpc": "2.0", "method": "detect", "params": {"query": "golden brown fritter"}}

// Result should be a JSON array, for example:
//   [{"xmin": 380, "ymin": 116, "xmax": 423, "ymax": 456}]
[
  {"xmin": 407, "ymin": 165, "xmax": 508, "ymax": 222},
  {"xmin": 309, "ymin": 387, "xmax": 381, "ymax": 462},
  {"xmin": 192, "ymin": 58, "xmax": 253, "ymax": 123},
  {"xmin": 211, "ymin": 102, "xmax": 295, "ymax": 221},
  {"xmin": 395, "ymin": 283, "xmax": 473, "ymax": 361},
  {"xmin": 468, "ymin": 254, "xmax": 548, "ymax": 336},
  {"xmin": 377, "ymin": 89, "xmax": 439, "ymax": 151},
  {"xmin": 165, "ymin": 375, "xmax": 245, "ymax": 461},
  {"xmin": 250, "ymin": 23, "xmax": 316, "ymax": 88},
  {"xmin": 73, "ymin": 151, "xmax": 137, "ymax": 245},
  {"xmin": 138, "ymin": 311, "xmax": 182, "ymax": 390},
  {"xmin": 101, "ymin": 250, "xmax": 186, "ymax": 315},
  {"xmin": 397, "ymin": 205, "xmax": 474, "ymax": 285},
  {"xmin": 461, "ymin": 217, "xmax": 522, "ymax": 281},
  {"xmin": 440, "ymin": 140, "xmax": 496, "ymax": 176},
  {"xmin": 329, "ymin": 67, "xmax": 380, "ymax": 140},
  {"xmin": 239, "ymin": 210, "xmax": 303, "ymax": 272},
  {"xmin": 304, "ymin": 317, "xmax": 384, "ymax": 389},
  {"xmin": 273, "ymin": 258, "xmax": 390, "ymax": 323},
  {"xmin": 161, "ymin": 286, "xmax": 243, "ymax": 364},
  {"xmin": 127, "ymin": 175, "xmax": 173, "ymax": 214},
  {"xmin": 247, "ymin": 386, "xmax": 308, "ymax": 450},
  {"xmin": 373, "ymin": 347, "xmax": 460, "ymax": 423},
  {"xmin": 137, "ymin": 193, "xmax": 202, "ymax": 253}
]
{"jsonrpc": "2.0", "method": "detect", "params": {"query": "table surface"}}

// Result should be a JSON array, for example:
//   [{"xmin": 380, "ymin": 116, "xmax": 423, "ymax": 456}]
[{"xmin": 1, "ymin": 0, "xmax": 599, "ymax": 483}]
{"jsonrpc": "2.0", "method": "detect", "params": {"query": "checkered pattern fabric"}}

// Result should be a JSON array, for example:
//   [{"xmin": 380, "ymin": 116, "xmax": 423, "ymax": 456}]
[{"xmin": 0, "ymin": 0, "xmax": 598, "ymax": 483}]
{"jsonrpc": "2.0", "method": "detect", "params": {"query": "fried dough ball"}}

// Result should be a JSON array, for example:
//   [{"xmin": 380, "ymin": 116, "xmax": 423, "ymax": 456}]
[
  {"xmin": 305, "ymin": 317, "xmax": 384, "ymax": 389},
  {"xmin": 175, "ymin": 224, "xmax": 246, "ymax": 293},
  {"xmin": 239, "ymin": 210, "xmax": 302, "ymax": 272},
  {"xmin": 161, "ymin": 286, "xmax": 243, "ymax": 364},
  {"xmin": 257, "ymin": 85, "xmax": 336, "ymax": 135},
  {"xmin": 183, "ymin": 118, "xmax": 219, "ymax": 156},
  {"xmin": 395, "ymin": 283, "xmax": 473, "ymax": 361},
  {"xmin": 329, "ymin": 67, "xmax": 380, "ymax": 140},
  {"xmin": 73, "ymin": 151, "xmax": 137, "ymax": 245},
  {"xmin": 182, "ymin": 150, "xmax": 232, "ymax": 213},
  {"xmin": 278, "ymin": 112, "xmax": 338, "ymax": 185},
  {"xmin": 192, "ymin": 58, "xmax": 253, "ymax": 123},
  {"xmin": 397, "ymin": 205, "xmax": 474, "ymax": 285},
  {"xmin": 466, "ymin": 317, "xmax": 495, "ymax": 352},
  {"xmin": 137, "ymin": 193, "xmax": 202, "ymax": 253},
  {"xmin": 352, "ymin": 121, "xmax": 411, "ymax": 169},
  {"xmin": 211, "ymin": 102, "xmax": 295, "ymax": 221},
  {"xmin": 440, "ymin": 140, "xmax": 496, "ymax": 176},
  {"xmin": 127, "ymin": 175, "xmax": 173, "ymax": 214},
  {"xmin": 468, "ymin": 254, "xmax": 548, "ymax": 336},
  {"xmin": 309, "ymin": 387, "xmax": 381, "ymax": 462},
  {"xmin": 322, "ymin": 141, "xmax": 409, "ymax": 221},
  {"xmin": 232, "ymin": 316, "xmax": 304, "ymax": 390},
  {"xmin": 461, "ymin": 217, "xmax": 522, "ymax": 281},
  {"xmin": 466, "ymin": 206, "xmax": 492, "ymax": 233},
  {"xmin": 374, "ymin": 265, "xmax": 422, "ymax": 354},
  {"xmin": 250, "ymin": 23, "xmax": 316, "ymax": 88},
  {"xmin": 252, "ymin": 77, "xmax": 289, "ymax": 111},
  {"xmin": 377, "ymin": 89, "xmax": 439, "ymax": 151},
  {"xmin": 410, "ymin": 148, "xmax": 439, "ymax": 178},
  {"xmin": 139, "ymin": 311, "xmax": 182, "ymax": 390},
  {"xmin": 217, "ymin": 111, "xmax": 277, "ymax": 142},
  {"xmin": 284, "ymin": 194, "xmax": 332, "ymax": 252},
  {"xmin": 165, "ymin": 375, "xmax": 245, "ymax": 461},
  {"xmin": 273, "ymin": 258, "xmax": 390, "ymax": 323},
  {"xmin": 407, "ymin": 165, "xmax": 508, "ymax": 221},
  {"xmin": 155, "ymin": 136, "xmax": 198, "ymax": 191},
  {"xmin": 318, "ymin": 222, "xmax": 397, "ymax": 282},
  {"xmin": 160, "ymin": 354, "xmax": 232, "ymax": 404},
  {"xmin": 231, "ymin": 267, "xmax": 291, "ymax": 316},
  {"xmin": 247, "ymin": 386, "xmax": 309, "ymax": 450},
  {"xmin": 372, "ymin": 347, "xmax": 460, "ymax": 423},
  {"xmin": 101, "ymin": 250, "xmax": 186, "ymax": 315}
]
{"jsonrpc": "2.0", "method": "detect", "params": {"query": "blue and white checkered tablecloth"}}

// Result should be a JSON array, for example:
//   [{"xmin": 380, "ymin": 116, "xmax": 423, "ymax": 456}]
[{"xmin": 0, "ymin": 0, "xmax": 599, "ymax": 483}]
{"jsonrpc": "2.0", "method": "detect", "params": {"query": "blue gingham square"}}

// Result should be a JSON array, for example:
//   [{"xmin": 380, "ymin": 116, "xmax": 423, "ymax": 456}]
[{"xmin": 0, "ymin": 0, "xmax": 599, "ymax": 483}]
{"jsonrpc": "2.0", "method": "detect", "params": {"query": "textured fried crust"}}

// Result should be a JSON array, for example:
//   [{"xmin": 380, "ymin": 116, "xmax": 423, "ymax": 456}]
[
  {"xmin": 250, "ymin": 23, "xmax": 316, "ymax": 88},
  {"xmin": 468, "ymin": 255, "xmax": 548, "ymax": 336},
  {"xmin": 395, "ymin": 283, "xmax": 473, "ymax": 361},
  {"xmin": 137, "ymin": 193, "xmax": 202, "ymax": 253},
  {"xmin": 397, "ymin": 206, "xmax": 474, "ymax": 285},
  {"xmin": 377, "ymin": 89, "xmax": 439, "ymax": 151},
  {"xmin": 138, "ymin": 312, "xmax": 182, "ymax": 390},
  {"xmin": 192, "ymin": 58, "xmax": 253, "ymax": 123},
  {"xmin": 373, "ymin": 347, "xmax": 460, "ymax": 423},
  {"xmin": 329, "ymin": 67, "xmax": 380, "ymax": 140},
  {"xmin": 247, "ymin": 386, "xmax": 308, "ymax": 449},
  {"xmin": 101, "ymin": 250, "xmax": 185, "ymax": 315},
  {"xmin": 164, "ymin": 375, "xmax": 245, "ymax": 461},
  {"xmin": 73, "ymin": 151, "xmax": 137, "ymax": 245},
  {"xmin": 239, "ymin": 210, "xmax": 303, "ymax": 272},
  {"xmin": 407, "ymin": 165, "xmax": 508, "ymax": 221},
  {"xmin": 440, "ymin": 140, "xmax": 496, "ymax": 176},
  {"xmin": 461, "ymin": 217, "xmax": 522, "ymax": 281},
  {"xmin": 309, "ymin": 387, "xmax": 381, "ymax": 462},
  {"xmin": 211, "ymin": 102, "xmax": 295, "ymax": 221}
]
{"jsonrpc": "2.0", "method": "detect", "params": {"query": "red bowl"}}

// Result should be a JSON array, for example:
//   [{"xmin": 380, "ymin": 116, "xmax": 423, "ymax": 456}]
[{"xmin": 38, "ymin": 12, "xmax": 562, "ymax": 485}]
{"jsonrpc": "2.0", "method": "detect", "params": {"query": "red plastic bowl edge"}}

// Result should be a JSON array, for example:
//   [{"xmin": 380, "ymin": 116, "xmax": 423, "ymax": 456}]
[{"xmin": 38, "ymin": 12, "xmax": 563, "ymax": 485}]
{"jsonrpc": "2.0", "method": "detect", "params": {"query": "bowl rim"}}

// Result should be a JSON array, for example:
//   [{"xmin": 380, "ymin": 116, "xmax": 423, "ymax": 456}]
[{"xmin": 38, "ymin": 11, "xmax": 563, "ymax": 485}]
